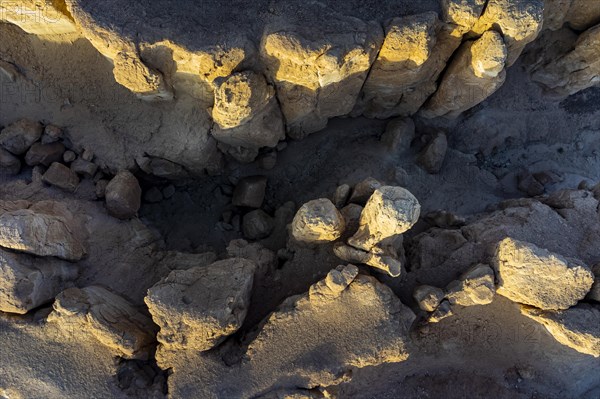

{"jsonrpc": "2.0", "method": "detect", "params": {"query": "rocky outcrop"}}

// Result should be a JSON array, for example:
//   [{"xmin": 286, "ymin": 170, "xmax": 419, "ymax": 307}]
[
  {"xmin": 291, "ymin": 199, "xmax": 345, "ymax": 244},
  {"xmin": 49, "ymin": 286, "xmax": 157, "ymax": 359}
]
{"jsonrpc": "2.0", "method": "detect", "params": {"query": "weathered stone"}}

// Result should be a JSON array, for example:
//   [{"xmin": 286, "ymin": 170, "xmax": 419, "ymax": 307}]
[
  {"xmin": 291, "ymin": 199, "xmax": 345, "ymax": 243},
  {"xmin": 211, "ymin": 72, "xmax": 285, "ymax": 162},
  {"xmin": 348, "ymin": 177, "xmax": 383, "ymax": 205},
  {"xmin": 112, "ymin": 51, "xmax": 173, "ymax": 101},
  {"xmin": 243, "ymin": 209, "xmax": 275, "ymax": 240},
  {"xmin": 428, "ymin": 300, "xmax": 454, "ymax": 323},
  {"xmin": 145, "ymin": 258, "xmax": 256, "ymax": 352},
  {"xmin": 441, "ymin": 0, "xmax": 487, "ymax": 34},
  {"xmin": 381, "ymin": 118, "xmax": 415, "ymax": 153},
  {"xmin": 105, "ymin": 171, "xmax": 142, "ymax": 219},
  {"xmin": 413, "ymin": 285, "xmax": 445, "ymax": 312},
  {"xmin": 42, "ymin": 162, "xmax": 80, "ymax": 192},
  {"xmin": 333, "ymin": 184, "xmax": 351, "ymax": 209},
  {"xmin": 417, "ymin": 132, "xmax": 448, "ymax": 173},
  {"xmin": 0, "ymin": 119, "xmax": 43, "ymax": 155},
  {"xmin": 41, "ymin": 125, "xmax": 63, "ymax": 144},
  {"xmin": 25, "ymin": 142, "xmax": 66, "ymax": 167},
  {"xmin": 232, "ymin": 176, "xmax": 267, "ymax": 208},
  {"xmin": 446, "ymin": 264, "xmax": 495, "ymax": 306},
  {"xmin": 521, "ymin": 304, "xmax": 600, "ymax": 357},
  {"xmin": 493, "ymin": 238, "xmax": 594, "ymax": 310},
  {"xmin": 543, "ymin": 0, "xmax": 574, "ymax": 31},
  {"xmin": 0, "ymin": 0, "xmax": 77, "ymax": 35},
  {"xmin": 0, "ymin": 201, "xmax": 86, "ymax": 261},
  {"xmin": 471, "ymin": 0, "xmax": 544, "ymax": 66},
  {"xmin": 0, "ymin": 148, "xmax": 21, "ymax": 176},
  {"xmin": 49, "ymin": 286, "xmax": 156, "ymax": 359},
  {"xmin": 63, "ymin": 150, "xmax": 77, "ymax": 163},
  {"xmin": 0, "ymin": 248, "xmax": 77, "ymax": 314},
  {"xmin": 565, "ymin": 0, "xmax": 600, "ymax": 31},
  {"xmin": 421, "ymin": 31, "xmax": 507, "ymax": 119},
  {"xmin": 260, "ymin": 10, "xmax": 383, "ymax": 137},
  {"xmin": 348, "ymin": 186, "xmax": 420, "ymax": 252},
  {"xmin": 71, "ymin": 158, "xmax": 98, "ymax": 178}
]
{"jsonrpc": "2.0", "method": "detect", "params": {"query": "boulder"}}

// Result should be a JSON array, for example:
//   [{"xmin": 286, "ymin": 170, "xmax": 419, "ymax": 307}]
[
  {"xmin": 0, "ymin": 248, "xmax": 77, "ymax": 314},
  {"xmin": 25, "ymin": 142, "xmax": 65, "ymax": 167},
  {"xmin": 0, "ymin": 119, "xmax": 43, "ymax": 155},
  {"xmin": 105, "ymin": 171, "xmax": 142, "ymax": 219},
  {"xmin": 49, "ymin": 286, "xmax": 156, "ymax": 359},
  {"xmin": 232, "ymin": 176, "xmax": 267, "ymax": 208},
  {"xmin": 413, "ymin": 285, "xmax": 445, "ymax": 312},
  {"xmin": 521, "ymin": 304, "xmax": 600, "ymax": 357},
  {"xmin": 291, "ymin": 199, "xmax": 345, "ymax": 243},
  {"xmin": 145, "ymin": 258, "xmax": 256, "ymax": 352},
  {"xmin": 0, "ymin": 148, "xmax": 21, "ymax": 176},
  {"xmin": 42, "ymin": 162, "xmax": 80, "ymax": 192},
  {"xmin": 260, "ymin": 8, "xmax": 383, "ymax": 137},
  {"xmin": 71, "ymin": 158, "xmax": 98, "ymax": 178},
  {"xmin": 493, "ymin": 238, "xmax": 594, "ymax": 310},
  {"xmin": 242, "ymin": 209, "xmax": 275, "ymax": 240},
  {"xmin": 421, "ymin": 31, "xmax": 507, "ymax": 119},
  {"xmin": 445, "ymin": 264, "xmax": 495, "ymax": 306},
  {"xmin": 348, "ymin": 186, "xmax": 420, "ymax": 252},
  {"xmin": 417, "ymin": 132, "xmax": 448, "ymax": 173}
]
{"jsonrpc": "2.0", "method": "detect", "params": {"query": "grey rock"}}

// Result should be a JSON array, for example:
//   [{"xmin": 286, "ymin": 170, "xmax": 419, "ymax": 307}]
[
  {"xmin": 0, "ymin": 147, "xmax": 21, "ymax": 176},
  {"xmin": 105, "ymin": 171, "xmax": 142, "ymax": 219},
  {"xmin": 71, "ymin": 158, "xmax": 98, "ymax": 178},
  {"xmin": 42, "ymin": 162, "xmax": 80, "ymax": 192},
  {"xmin": 0, "ymin": 119, "xmax": 43, "ymax": 155},
  {"xmin": 242, "ymin": 209, "xmax": 275, "ymax": 240}
]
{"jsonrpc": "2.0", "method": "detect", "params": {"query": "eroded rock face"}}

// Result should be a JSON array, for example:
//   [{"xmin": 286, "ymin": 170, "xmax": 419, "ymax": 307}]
[
  {"xmin": 291, "ymin": 199, "xmax": 345, "ymax": 244},
  {"xmin": 49, "ymin": 286, "xmax": 156, "ymax": 359},
  {"xmin": 522, "ymin": 304, "xmax": 600, "ymax": 357},
  {"xmin": 105, "ymin": 171, "xmax": 142, "ymax": 220},
  {"xmin": 0, "ymin": 249, "xmax": 77, "ymax": 314},
  {"xmin": 493, "ymin": 238, "xmax": 594, "ymax": 310},
  {"xmin": 0, "ymin": 201, "xmax": 86, "ymax": 261},
  {"xmin": 145, "ymin": 258, "xmax": 256, "ymax": 353},
  {"xmin": 260, "ymin": 10, "xmax": 383, "ymax": 137},
  {"xmin": 421, "ymin": 31, "xmax": 507, "ymax": 119}
]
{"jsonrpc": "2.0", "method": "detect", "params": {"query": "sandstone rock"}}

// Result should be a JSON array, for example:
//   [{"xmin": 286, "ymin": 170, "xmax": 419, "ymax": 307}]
[
  {"xmin": 105, "ymin": 171, "xmax": 142, "ymax": 219},
  {"xmin": 260, "ymin": 10, "xmax": 383, "ymax": 137},
  {"xmin": 145, "ymin": 258, "xmax": 256, "ymax": 352},
  {"xmin": 41, "ymin": 125, "xmax": 63, "ymax": 144},
  {"xmin": 471, "ymin": 0, "xmax": 544, "ymax": 66},
  {"xmin": 428, "ymin": 300, "xmax": 454, "ymax": 323},
  {"xmin": 521, "ymin": 304, "xmax": 600, "ymax": 357},
  {"xmin": 348, "ymin": 177, "xmax": 383, "ymax": 205},
  {"xmin": 421, "ymin": 31, "xmax": 507, "ymax": 119},
  {"xmin": 0, "ymin": 119, "xmax": 43, "ymax": 155},
  {"xmin": 232, "ymin": 176, "xmax": 267, "ymax": 208},
  {"xmin": 291, "ymin": 199, "xmax": 345, "ymax": 243},
  {"xmin": 493, "ymin": 238, "xmax": 594, "ymax": 310},
  {"xmin": 25, "ymin": 142, "xmax": 66, "ymax": 167},
  {"xmin": 333, "ymin": 184, "xmax": 351, "ymax": 208},
  {"xmin": 0, "ymin": 201, "xmax": 86, "ymax": 261},
  {"xmin": 71, "ymin": 158, "xmax": 98, "ymax": 178},
  {"xmin": 42, "ymin": 162, "xmax": 80, "ymax": 192},
  {"xmin": 0, "ymin": 148, "xmax": 21, "ymax": 176},
  {"xmin": 413, "ymin": 285, "xmax": 445, "ymax": 312},
  {"xmin": 417, "ymin": 132, "xmax": 448, "ymax": 173},
  {"xmin": 112, "ymin": 51, "xmax": 173, "ymax": 101},
  {"xmin": 356, "ymin": 13, "xmax": 461, "ymax": 118},
  {"xmin": 211, "ymin": 72, "xmax": 285, "ymax": 161},
  {"xmin": 49, "ymin": 286, "xmax": 156, "ymax": 359},
  {"xmin": 0, "ymin": 248, "xmax": 77, "ymax": 314},
  {"xmin": 446, "ymin": 264, "xmax": 495, "ymax": 306},
  {"xmin": 381, "ymin": 117, "xmax": 415, "ymax": 153},
  {"xmin": 543, "ymin": 0, "xmax": 574, "ymax": 31},
  {"xmin": 243, "ymin": 209, "xmax": 275, "ymax": 240},
  {"xmin": 531, "ymin": 24, "xmax": 600, "ymax": 97},
  {"xmin": 348, "ymin": 186, "xmax": 420, "ymax": 252},
  {"xmin": 63, "ymin": 150, "xmax": 77, "ymax": 163}
]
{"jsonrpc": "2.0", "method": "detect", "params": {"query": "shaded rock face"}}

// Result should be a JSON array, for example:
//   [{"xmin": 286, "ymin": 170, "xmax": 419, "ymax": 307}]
[
  {"xmin": 145, "ymin": 258, "xmax": 256, "ymax": 354},
  {"xmin": 0, "ymin": 248, "xmax": 77, "ymax": 314},
  {"xmin": 105, "ymin": 171, "xmax": 142, "ymax": 220},
  {"xmin": 260, "ymin": 8, "xmax": 383, "ymax": 138},
  {"xmin": 493, "ymin": 238, "xmax": 594, "ymax": 310},
  {"xmin": 49, "ymin": 286, "xmax": 157, "ymax": 359},
  {"xmin": 522, "ymin": 304, "xmax": 600, "ymax": 357}
]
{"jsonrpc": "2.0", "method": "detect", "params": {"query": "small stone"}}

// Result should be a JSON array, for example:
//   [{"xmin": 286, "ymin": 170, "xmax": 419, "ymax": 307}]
[
  {"xmin": 518, "ymin": 171, "xmax": 545, "ymax": 197},
  {"xmin": 162, "ymin": 184, "xmax": 176, "ymax": 199},
  {"xmin": 144, "ymin": 187, "xmax": 163, "ymax": 203},
  {"xmin": 81, "ymin": 149, "xmax": 94, "ymax": 162},
  {"xmin": 333, "ymin": 184, "xmax": 351, "ymax": 208},
  {"xmin": 63, "ymin": 150, "xmax": 77, "ymax": 163},
  {"xmin": 105, "ymin": 171, "xmax": 142, "ymax": 219},
  {"xmin": 381, "ymin": 117, "xmax": 415, "ymax": 153},
  {"xmin": 0, "ymin": 147, "xmax": 21, "ymax": 175},
  {"xmin": 242, "ymin": 209, "xmax": 275, "ymax": 240},
  {"xmin": 428, "ymin": 300, "xmax": 454, "ymax": 323},
  {"xmin": 25, "ymin": 142, "xmax": 65, "ymax": 167},
  {"xmin": 257, "ymin": 152, "xmax": 277, "ymax": 170},
  {"xmin": 348, "ymin": 177, "xmax": 382, "ymax": 205},
  {"xmin": 445, "ymin": 264, "xmax": 495, "ymax": 307},
  {"xmin": 42, "ymin": 162, "xmax": 80, "ymax": 192},
  {"xmin": 291, "ymin": 198, "xmax": 345, "ymax": 243},
  {"xmin": 95, "ymin": 179, "xmax": 109, "ymax": 199},
  {"xmin": 70, "ymin": 158, "xmax": 98, "ymax": 178},
  {"xmin": 413, "ymin": 285, "xmax": 444, "ymax": 312},
  {"xmin": 232, "ymin": 176, "xmax": 267, "ymax": 208},
  {"xmin": 0, "ymin": 119, "xmax": 43, "ymax": 155},
  {"xmin": 41, "ymin": 125, "xmax": 63, "ymax": 144},
  {"xmin": 417, "ymin": 132, "xmax": 447, "ymax": 174}
]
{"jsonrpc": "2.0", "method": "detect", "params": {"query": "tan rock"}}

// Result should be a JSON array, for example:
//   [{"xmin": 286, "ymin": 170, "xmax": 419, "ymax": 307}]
[
  {"xmin": 49, "ymin": 286, "xmax": 156, "ymax": 359},
  {"xmin": 348, "ymin": 186, "xmax": 420, "ymax": 252},
  {"xmin": 291, "ymin": 199, "xmax": 345, "ymax": 243},
  {"xmin": 421, "ymin": 31, "xmax": 507, "ymax": 119},
  {"xmin": 543, "ymin": 0, "xmax": 574, "ymax": 31},
  {"xmin": 493, "ymin": 238, "xmax": 594, "ymax": 310},
  {"xmin": 441, "ymin": 0, "xmax": 487, "ymax": 35},
  {"xmin": 333, "ymin": 242, "xmax": 403, "ymax": 277},
  {"xmin": 145, "ymin": 258, "xmax": 256, "ymax": 352},
  {"xmin": 521, "ymin": 304, "xmax": 600, "ymax": 357},
  {"xmin": 446, "ymin": 264, "xmax": 495, "ymax": 306},
  {"xmin": 112, "ymin": 52, "xmax": 173, "ymax": 101},
  {"xmin": 0, "ymin": 0, "xmax": 77, "ymax": 35},
  {"xmin": 413, "ymin": 285, "xmax": 445, "ymax": 312},
  {"xmin": 0, "ymin": 248, "xmax": 77, "ymax": 314},
  {"xmin": 260, "ymin": 12, "xmax": 383, "ymax": 137}
]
